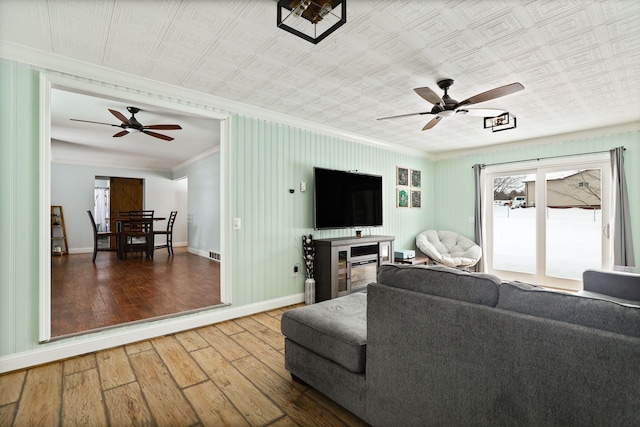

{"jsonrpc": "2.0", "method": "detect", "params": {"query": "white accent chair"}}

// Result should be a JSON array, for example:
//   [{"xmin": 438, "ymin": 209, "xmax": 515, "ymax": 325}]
[{"xmin": 416, "ymin": 230, "xmax": 482, "ymax": 269}]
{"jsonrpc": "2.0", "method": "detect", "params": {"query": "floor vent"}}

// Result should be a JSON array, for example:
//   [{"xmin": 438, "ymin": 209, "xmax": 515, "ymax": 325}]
[{"xmin": 209, "ymin": 251, "xmax": 221, "ymax": 261}]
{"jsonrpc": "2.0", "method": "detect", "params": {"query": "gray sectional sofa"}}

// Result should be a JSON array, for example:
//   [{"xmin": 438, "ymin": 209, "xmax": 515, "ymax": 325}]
[{"xmin": 281, "ymin": 264, "xmax": 640, "ymax": 426}]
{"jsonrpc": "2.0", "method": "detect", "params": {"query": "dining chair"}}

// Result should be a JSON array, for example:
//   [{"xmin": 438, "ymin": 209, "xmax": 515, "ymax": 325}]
[
  {"xmin": 121, "ymin": 210, "xmax": 154, "ymax": 260},
  {"xmin": 87, "ymin": 210, "xmax": 119, "ymax": 263},
  {"xmin": 154, "ymin": 211, "xmax": 178, "ymax": 256}
]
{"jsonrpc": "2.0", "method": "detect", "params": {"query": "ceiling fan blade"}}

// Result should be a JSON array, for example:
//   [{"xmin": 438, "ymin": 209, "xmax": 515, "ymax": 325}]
[
  {"xmin": 458, "ymin": 82, "xmax": 524, "ymax": 106},
  {"xmin": 113, "ymin": 130, "xmax": 129, "ymax": 137},
  {"xmin": 108, "ymin": 109, "xmax": 131, "ymax": 125},
  {"xmin": 457, "ymin": 108, "xmax": 506, "ymax": 117},
  {"xmin": 70, "ymin": 118, "xmax": 119, "ymax": 127},
  {"xmin": 377, "ymin": 112, "xmax": 431, "ymax": 120},
  {"xmin": 143, "ymin": 130, "xmax": 174, "ymax": 141},
  {"xmin": 414, "ymin": 87, "xmax": 444, "ymax": 105},
  {"xmin": 143, "ymin": 124, "xmax": 183, "ymax": 130},
  {"xmin": 422, "ymin": 115, "xmax": 442, "ymax": 131}
]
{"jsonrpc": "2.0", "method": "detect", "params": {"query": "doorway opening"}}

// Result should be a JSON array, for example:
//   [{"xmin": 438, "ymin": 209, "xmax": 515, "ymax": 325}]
[
  {"xmin": 42, "ymin": 73, "xmax": 230, "ymax": 342},
  {"xmin": 94, "ymin": 176, "xmax": 146, "ymax": 247},
  {"xmin": 94, "ymin": 178, "xmax": 110, "ymax": 231}
]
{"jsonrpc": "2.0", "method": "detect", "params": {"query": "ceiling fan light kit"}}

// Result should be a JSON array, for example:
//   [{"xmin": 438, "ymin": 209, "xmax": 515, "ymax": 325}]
[
  {"xmin": 70, "ymin": 106, "xmax": 182, "ymax": 141},
  {"xmin": 277, "ymin": 0, "xmax": 346, "ymax": 44},
  {"xmin": 484, "ymin": 112, "xmax": 517, "ymax": 132},
  {"xmin": 377, "ymin": 79, "xmax": 524, "ymax": 132}
]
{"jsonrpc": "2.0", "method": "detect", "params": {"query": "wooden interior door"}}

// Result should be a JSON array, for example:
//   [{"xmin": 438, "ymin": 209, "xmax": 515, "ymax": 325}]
[{"xmin": 109, "ymin": 177, "xmax": 144, "ymax": 247}]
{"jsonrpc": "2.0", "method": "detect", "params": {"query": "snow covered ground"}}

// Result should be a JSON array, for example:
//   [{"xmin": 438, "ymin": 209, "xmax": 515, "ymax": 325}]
[{"xmin": 492, "ymin": 206, "xmax": 602, "ymax": 280}]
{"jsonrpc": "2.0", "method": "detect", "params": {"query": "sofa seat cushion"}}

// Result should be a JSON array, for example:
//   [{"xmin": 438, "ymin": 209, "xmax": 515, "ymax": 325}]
[
  {"xmin": 281, "ymin": 293, "xmax": 367, "ymax": 373},
  {"xmin": 376, "ymin": 264, "xmax": 501, "ymax": 307},
  {"xmin": 498, "ymin": 281, "xmax": 640, "ymax": 338}
]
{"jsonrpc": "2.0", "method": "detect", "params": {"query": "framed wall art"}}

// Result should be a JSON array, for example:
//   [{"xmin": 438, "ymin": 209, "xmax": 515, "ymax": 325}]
[
  {"xmin": 411, "ymin": 169, "xmax": 421, "ymax": 188},
  {"xmin": 411, "ymin": 190, "xmax": 421, "ymax": 208},
  {"xmin": 396, "ymin": 166, "xmax": 409, "ymax": 186},
  {"xmin": 397, "ymin": 188, "xmax": 409, "ymax": 208}
]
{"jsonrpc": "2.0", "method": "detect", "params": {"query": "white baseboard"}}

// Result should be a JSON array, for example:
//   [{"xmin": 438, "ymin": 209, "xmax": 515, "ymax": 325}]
[
  {"xmin": 69, "ymin": 247, "xmax": 92, "ymax": 254},
  {"xmin": 188, "ymin": 247, "xmax": 207, "ymax": 257},
  {"xmin": 187, "ymin": 247, "xmax": 217, "ymax": 259},
  {"xmin": 0, "ymin": 293, "xmax": 303, "ymax": 374}
]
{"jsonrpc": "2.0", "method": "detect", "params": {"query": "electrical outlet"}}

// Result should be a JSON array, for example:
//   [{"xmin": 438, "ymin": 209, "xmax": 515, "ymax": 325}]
[
  {"xmin": 300, "ymin": 182, "xmax": 307, "ymax": 192},
  {"xmin": 293, "ymin": 265, "xmax": 298, "ymax": 277}
]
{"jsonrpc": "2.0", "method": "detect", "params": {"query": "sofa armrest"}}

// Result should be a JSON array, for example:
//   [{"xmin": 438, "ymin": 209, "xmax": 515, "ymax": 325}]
[{"xmin": 583, "ymin": 269, "xmax": 640, "ymax": 301}]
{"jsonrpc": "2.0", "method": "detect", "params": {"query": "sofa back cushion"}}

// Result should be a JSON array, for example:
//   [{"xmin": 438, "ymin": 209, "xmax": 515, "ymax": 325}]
[
  {"xmin": 498, "ymin": 281, "xmax": 640, "ymax": 338},
  {"xmin": 376, "ymin": 264, "xmax": 501, "ymax": 306}
]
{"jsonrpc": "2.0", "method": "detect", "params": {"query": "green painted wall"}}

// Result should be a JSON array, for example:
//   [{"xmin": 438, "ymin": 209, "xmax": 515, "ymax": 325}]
[
  {"xmin": 0, "ymin": 59, "xmax": 433, "ymax": 357},
  {"xmin": 2, "ymin": 55, "xmax": 637, "ymax": 362},
  {"xmin": 433, "ymin": 132, "xmax": 640, "ymax": 266},
  {"xmin": 228, "ymin": 116, "xmax": 433, "ymax": 306},
  {"xmin": 0, "ymin": 60, "xmax": 40, "ymax": 356}
]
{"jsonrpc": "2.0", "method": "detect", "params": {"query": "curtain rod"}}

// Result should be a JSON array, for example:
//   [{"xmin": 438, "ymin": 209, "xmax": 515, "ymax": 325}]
[{"xmin": 472, "ymin": 147, "xmax": 625, "ymax": 169}]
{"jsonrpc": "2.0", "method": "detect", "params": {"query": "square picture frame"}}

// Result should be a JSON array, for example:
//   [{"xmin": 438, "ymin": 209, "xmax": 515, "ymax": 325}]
[
  {"xmin": 411, "ymin": 169, "xmax": 421, "ymax": 188},
  {"xmin": 411, "ymin": 190, "xmax": 421, "ymax": 208},
  {"xmin": 396, "ymin": 187, "xmax": 409, "ymax": 208},
  {"xmin": 396, "ymin": 166, "xmax": 409, "ymax": 186}
]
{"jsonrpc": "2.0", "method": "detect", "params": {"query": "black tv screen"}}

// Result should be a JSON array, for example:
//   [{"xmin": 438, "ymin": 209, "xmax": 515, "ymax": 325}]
[{"xmin": 314, "ymin": 167, "xmax": 383, "ymax": 229}]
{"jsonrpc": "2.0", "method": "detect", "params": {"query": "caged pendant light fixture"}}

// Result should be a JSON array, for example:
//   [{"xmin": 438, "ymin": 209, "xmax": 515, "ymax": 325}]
[{"xmin": 277, "ymin": 0, "xmax": 347, "ymax": 44}]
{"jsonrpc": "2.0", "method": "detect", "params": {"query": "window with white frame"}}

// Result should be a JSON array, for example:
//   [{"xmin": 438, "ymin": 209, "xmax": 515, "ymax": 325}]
[{"xmin": 483, "ymin": 154, "xmax": 611, "ymax": 291}]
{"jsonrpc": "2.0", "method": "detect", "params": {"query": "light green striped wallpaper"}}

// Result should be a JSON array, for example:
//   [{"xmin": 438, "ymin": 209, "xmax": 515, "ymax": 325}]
[
  {"xmin": 0, "ymin": 60, "xmax": 40, "ymax": 356},
  {"xmin": 2, "ymin": 55, "xmax": 637, "ymax": 361},
  {"xmin": 0, "ymin": 58, "xmax": 433, "ymax": 357},
  {"xmin": 229, "ymin": 116, "xmax": 434, "ymax": 306}
]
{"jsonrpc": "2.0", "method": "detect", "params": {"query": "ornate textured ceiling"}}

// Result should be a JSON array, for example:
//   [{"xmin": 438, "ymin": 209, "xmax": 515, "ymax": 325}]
[{"xmin": 1, "ymin": 0, "xmax": 639, "ymax": 158}]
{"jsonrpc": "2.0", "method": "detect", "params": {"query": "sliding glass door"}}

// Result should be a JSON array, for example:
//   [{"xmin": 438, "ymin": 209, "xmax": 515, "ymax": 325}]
[
  {"xmin": 490, "ymin": 172, "xmax": 536, "ymax": 275},
  {"xmin": 544, "ymin": 168, "xmax": 604, "ymax": 281},
  {"xmin": 485, "ymin": 156, "xmax": 611, "ymax": 290}
]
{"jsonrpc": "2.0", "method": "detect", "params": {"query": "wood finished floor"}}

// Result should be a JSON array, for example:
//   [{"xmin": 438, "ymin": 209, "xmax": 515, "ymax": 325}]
[
  {"xmin": 51, "ymin": 247, "xmax": 221, "ymax": 337},
  {"xmin": 0, "ymin": 307, "xmax": 369, "ymax": 427}
]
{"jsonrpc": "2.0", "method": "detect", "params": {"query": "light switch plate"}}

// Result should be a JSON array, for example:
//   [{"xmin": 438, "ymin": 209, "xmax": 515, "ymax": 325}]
[{"xmin": 233, "ymin": 218, "xmax": 241, "ymax": 229}]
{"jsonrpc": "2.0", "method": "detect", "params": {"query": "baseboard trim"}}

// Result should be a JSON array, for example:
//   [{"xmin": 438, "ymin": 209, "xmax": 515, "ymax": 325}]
[
  {"xmin": 0, "ymin": 293, "xmax": 303, "ymax": 374},
  {"xmin": 188, "ymin": 247, "xmax": 218, "ymax": 258}
]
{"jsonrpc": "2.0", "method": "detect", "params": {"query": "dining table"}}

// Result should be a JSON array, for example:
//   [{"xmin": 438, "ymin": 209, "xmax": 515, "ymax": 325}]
[{"xmin": 112, "ymin": 216, "xmax": 165, "ymax": 260}]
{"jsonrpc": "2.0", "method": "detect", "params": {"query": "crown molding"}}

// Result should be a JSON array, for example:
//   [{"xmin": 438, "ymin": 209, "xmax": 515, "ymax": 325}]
[
  {"xmin": 1, "ymin": 41, "xmax": 428, "ymax": 158},
  {"xmin": 50, "ymin": 156, "xmax": 173, "ymax": 173},
  {"xmin": 3, "ymin": 42, "xmax": 634, "ymax": 164},
  {"xmin": 430, "ymin": 121, "xmax": 640, "ymax": 162},
  {"xmin": 173, "ymin": 145, "xmax": 221, "ymax": 172}
]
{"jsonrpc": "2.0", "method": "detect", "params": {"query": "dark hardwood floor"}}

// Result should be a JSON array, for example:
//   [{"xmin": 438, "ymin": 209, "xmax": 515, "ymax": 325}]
[{"xmin": 51, "ymin": 247, "xmax": 221, "ymax": 337}]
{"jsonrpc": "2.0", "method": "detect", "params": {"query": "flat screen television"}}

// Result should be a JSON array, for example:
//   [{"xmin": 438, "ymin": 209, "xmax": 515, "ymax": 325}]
[{"xmin": 314, "ymin": 167, "xmax": 383, "ymax": 230}]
